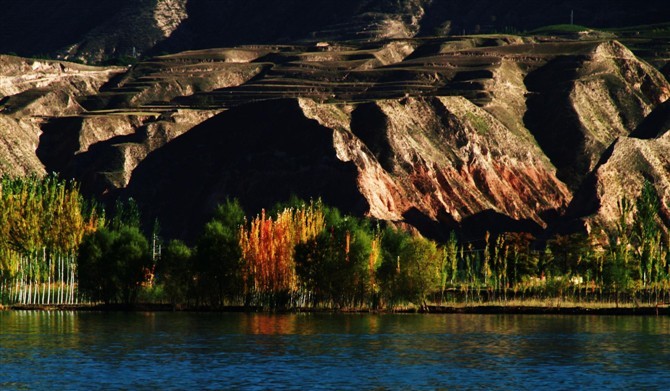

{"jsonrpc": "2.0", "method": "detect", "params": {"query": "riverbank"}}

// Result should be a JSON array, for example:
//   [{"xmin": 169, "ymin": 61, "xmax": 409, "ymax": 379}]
[
  {"xmin": 424, "ymin": 305, "xmax": 670, "ymax": 316},
  {"xmin": 3, "ymin": 302, "xmax": 670, "ymax": 315}
]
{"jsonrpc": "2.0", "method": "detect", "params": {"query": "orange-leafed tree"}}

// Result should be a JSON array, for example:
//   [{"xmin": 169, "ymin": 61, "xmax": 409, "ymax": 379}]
[{"xmin": 240, "ymin": 200, "xmax": 325, "ymax": 302}]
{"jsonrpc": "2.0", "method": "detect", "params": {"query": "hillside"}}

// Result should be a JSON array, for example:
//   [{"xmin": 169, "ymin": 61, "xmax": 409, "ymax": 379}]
[{"xmin": 1, "ymin": 2, "xmax": 670, "ymax": 240}]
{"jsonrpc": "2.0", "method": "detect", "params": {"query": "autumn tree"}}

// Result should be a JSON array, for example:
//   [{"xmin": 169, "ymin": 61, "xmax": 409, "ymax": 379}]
[
  {"xmin": 0, "ymin": 175, "xmax": 98, "ymax": 305},
  {"xmin": 240, "ymin": 200, "xmax": 325, "ymax": 306}
]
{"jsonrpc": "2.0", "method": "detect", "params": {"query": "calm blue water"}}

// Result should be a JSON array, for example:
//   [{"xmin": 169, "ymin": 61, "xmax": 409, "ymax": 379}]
[{"xmin": 1, "ymin": 311, "xmax": 669, "ymax": 390}]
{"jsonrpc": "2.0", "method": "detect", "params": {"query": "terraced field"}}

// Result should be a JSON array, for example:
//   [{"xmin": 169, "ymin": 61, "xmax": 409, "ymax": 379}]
[{"xmin": 79, "ymin": 36, "xmax": 566, "ymax": 111}]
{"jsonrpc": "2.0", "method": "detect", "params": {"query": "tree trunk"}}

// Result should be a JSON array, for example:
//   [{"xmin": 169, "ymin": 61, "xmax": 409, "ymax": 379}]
[{"xmin": 59, "ymin": 254, "xmax": 64, "ymax": 304}]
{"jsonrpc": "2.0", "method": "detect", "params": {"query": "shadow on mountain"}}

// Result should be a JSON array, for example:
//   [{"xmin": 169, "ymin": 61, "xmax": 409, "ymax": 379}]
[
  {"xmin": 459, "ymin": 209, "xmax": 543, "ymax": 240},
  {"xmin": 124, "ymin": 99, "xmax": 368, "ymax": 241}
]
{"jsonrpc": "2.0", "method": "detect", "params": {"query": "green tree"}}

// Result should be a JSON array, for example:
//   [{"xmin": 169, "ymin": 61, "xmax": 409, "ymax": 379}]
[
  {"xmin": 546, "ymin": 233, "xmax": 593, "ymax": 277},
  {"xmin": 295, "ymin": 215, "xmax": 373, "ymax": 308},
  {"xmin": 158, "ymin": 239, "xmax": 193, "ymax": 308},
  {"xmin": 377, "ymin": 227, "xmax": 444, "ymax": 309},
  {"xmin": 604, "ymin": 197, "xmax": 635, "ymax": 306},
  {"xmin": 376, "ymin": 227, "xmax": 407, "ymax": 307},
  {"xmin": 604, "ymin": 241, "xmax": 632, "ymax": 307},
  {"xmin": 397, "ymin": 235, "xmax": 443, "ymax": 308},
  {"xmin": 110, "ymin": 198, "xmax": 141, "ymax": 230},
  {"xmin": 502, "ymin": 232, "xmax": 538, "ymax": 285},
  {"xmin": 194, "ymin": 199, "xmax": 245, "ymax": 307},
  {"xmin": 113, "ymin": 226, "xmax": 152, "ymax": 305},
  {"xmin": 77, "ymin": 228, "xmax": 117, "ymax": 304},
  {"xmin": 633, "ymin": 180, "xmax": 663, "ymax": 286},
  {"xmin": 77, "ymin": 226, "xmax": 151, "ymax": 305}
]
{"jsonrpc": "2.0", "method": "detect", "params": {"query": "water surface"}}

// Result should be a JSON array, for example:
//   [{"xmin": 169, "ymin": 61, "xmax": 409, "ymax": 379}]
[{"xmin": 1, "ymin": 311, "xmax": 669, "ymax": 389}]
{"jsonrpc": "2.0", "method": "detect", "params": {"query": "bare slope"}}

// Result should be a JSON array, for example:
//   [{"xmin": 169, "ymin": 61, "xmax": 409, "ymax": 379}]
[{"xmin": 524, "ymin": 40, "xmax": 669, "ymax": 189}]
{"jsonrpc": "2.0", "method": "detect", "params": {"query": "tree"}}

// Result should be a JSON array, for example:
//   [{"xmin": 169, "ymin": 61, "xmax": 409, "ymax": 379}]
[
  {"xmin": 194, "ymin": 199, "xmax": 245, "ymax": 307},
  {"xmin": 113, "ymin": 226, "xmax": 152, "ymax": 305},
  {"xmin": 0, "ymin": 175, "xmax": 95, "ymax": 305},
  {"xmin": 240, "ymin": 200, "xmax": 326, "ymax": 306},
  {"xmin": 157, "ymin": 239, "xmax": 193, "ymax": 308},
  {"xmin": 77, "ymin": 226, "xmax": 151, "ymax": 306},
  {"xmin": 633, "ymin": 180, "xmax": 663, "ymax": 286},
  {"xmin": 604, "ymin": 197, "xmax": 635, "ymax": 307},
  {"xmin": 501, "ymin": 232, "xmax": 538, "ymax": 285},
  {"xmin": 377, "ymin": 227, "xmax": 444, "ymax": 309},
  {"xmin": 77, "ymin": 228, "xmax": 117, "ymax": 304},
  {"xmin": 376, "ymin": 227, "xmax": 406, "ymax": 306},
  {"xmin": 295, "ymin": 215, "xmax": 373, "ymax": 308},
  {"xmin": 546, "ymin": 233, "xmax": 593, "ymax": 277},
  {"xmin": 604, "ymin": 241, "xmax": 632, "ymax": 308},
  {"xmin": 110, "ymin": 198, "xmax": 141, "ymax": 230}
]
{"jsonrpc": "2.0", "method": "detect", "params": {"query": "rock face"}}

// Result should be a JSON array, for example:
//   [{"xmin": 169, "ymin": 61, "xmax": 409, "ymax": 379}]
[
  {"xmin": 570, "ymin": 133, "xmax": 670, "ymax": 235},
  {"xmin": 524, "ymin": 41, "xmax": 669, "ymax": 189},
  {"xmin": 302, "ymin": 97, "xmax": 570, "ymax": 234},
  {"xmin": 568, "ymin": 99, "xmax": 670, "ymax": 234},
  {"xmin": 1, "ymin": 14, "xmax": 670, "ymax": 240}
]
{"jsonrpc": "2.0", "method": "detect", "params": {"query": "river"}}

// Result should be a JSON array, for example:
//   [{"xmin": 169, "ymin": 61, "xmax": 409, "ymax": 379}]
[{"xmin": 1, "ymin": 311, "xmax": 669, "ymax": 390}]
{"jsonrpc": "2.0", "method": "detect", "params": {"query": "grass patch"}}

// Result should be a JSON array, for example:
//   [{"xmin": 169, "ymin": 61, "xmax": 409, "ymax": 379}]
[
  {"xmin": 433, "ymin": 298, "xmax": 646, "ymax": 309},
  {"xmin": 530, "ymin": 24, "xmax": 595, "ymax": 35},
  {"xmin": 465, "ymin": 111, "xmax": 490, "ymax": 135},
  {"xmin": 138, "ymin": 284, "xmax": 167, "ymax": 304}
]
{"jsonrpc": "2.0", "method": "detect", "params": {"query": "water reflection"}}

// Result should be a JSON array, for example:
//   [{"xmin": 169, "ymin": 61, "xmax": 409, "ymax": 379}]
[{"xmin": 1, "ymin": 312, "xmax": 670, "ymax": 389}]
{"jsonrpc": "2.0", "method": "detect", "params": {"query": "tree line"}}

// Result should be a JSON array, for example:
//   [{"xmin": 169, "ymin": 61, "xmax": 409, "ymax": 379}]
[
  {"xmin": 148, "ymin": 182, "xmax": 670, "ymax": 310},
  {"xmin": 2, "ymin": 176, "xmax": 670, "ymax": 310},
  {"xmin": 156, "ymin": 199, "xmax": 446, "ymax": 310}
]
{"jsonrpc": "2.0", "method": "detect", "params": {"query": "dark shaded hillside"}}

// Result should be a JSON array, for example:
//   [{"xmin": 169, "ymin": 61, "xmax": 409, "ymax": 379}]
[
  {"xmin": 418, "ymin": 0, "xmax": 670, "ymax": 35},
  {"xmin": 154, "ymin": 0, "xmax": 363, "ymax": 52},
  {"xmin": 158, "ymin": 0, "xmax": 670, "ymax": 53},
  {"xmin": 1, "ymin": 0, "xmax": 670, "ymax": 63},
  {"xmin": 0, "ymin": 0, "xmax": 130, "ymax": 57}
]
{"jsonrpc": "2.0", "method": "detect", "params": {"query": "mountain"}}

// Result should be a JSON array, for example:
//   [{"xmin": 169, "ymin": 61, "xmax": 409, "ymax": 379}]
[{"xmin": 1, "ymin": 1, "xmax": 670, "ymax": 240}]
